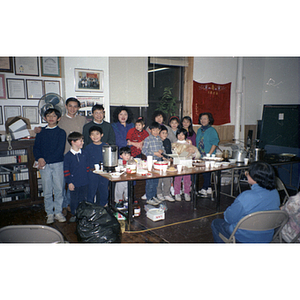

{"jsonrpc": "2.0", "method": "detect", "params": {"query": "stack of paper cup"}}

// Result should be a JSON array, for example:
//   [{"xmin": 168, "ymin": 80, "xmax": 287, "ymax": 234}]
[{"xmin": 147, "ymin": 156, "xmax": 153, "ymax": 171}]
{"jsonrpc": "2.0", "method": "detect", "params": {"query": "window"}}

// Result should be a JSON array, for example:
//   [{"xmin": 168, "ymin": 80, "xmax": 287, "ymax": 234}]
[
  {"xmin": 147, "ymin": 58, "xmax": 184, "ymax": 124},
  {"xmin": 110, "ymin": 57, "xmax": 184, "ymax": 126}
]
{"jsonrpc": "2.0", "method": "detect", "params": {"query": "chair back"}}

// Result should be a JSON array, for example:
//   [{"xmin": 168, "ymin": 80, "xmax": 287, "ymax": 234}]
[
  {"xmin": 222, "ymin": 210, "xmax": 289, "ymax": 243},
  {"xmin": 0, "ymin": 225, "xmax": 64, "ymax": 243},
  {"xmin": 276, "ymin": 176, "xmax": 289, "ymax": 205}
]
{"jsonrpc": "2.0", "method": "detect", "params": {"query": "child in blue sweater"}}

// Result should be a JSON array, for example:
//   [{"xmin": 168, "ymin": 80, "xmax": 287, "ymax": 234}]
[
  {"xmin": 33, "ymin": 108, "xmax": 66, "ymax": 224},
  {"xmin": 64, "ymin": 132, "xmax": 89, "ymax": 222},
  {"xmin": 84, "ymin": 126, "xmax": 109, "ymax": 206}
]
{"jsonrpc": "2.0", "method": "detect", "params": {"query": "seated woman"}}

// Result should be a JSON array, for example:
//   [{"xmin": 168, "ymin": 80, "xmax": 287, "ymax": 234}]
[
  {"xmin": 211, "ymin": 161, "xmax": 280, "ymax": 243},
  {"xmin": 280, "ymin": 192, "xmax": 300, "ymax": 243}
]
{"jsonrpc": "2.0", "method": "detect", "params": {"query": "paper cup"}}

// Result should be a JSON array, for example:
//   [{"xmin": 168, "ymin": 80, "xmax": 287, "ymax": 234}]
[
  {"xmin": 177, "ymin": 164, "xmax": 183, "ymax": 172},
  {"xmin": 244, "ymin": 158, "xmax": 249, "ymax": 165},
  {"xmin": 147, "ymin": 156, "xmax": 153, "ymax": 171},
  {"xmin": 94, "ymin": 164, "xmax": 100, "ymax": 171},
  {"xmin": 162, "ymin": 164, "xmax": 168, "ymax": 173},
  {"xmin": 205, "ymin": 161, "xmax": 210, "ymax": 168}
]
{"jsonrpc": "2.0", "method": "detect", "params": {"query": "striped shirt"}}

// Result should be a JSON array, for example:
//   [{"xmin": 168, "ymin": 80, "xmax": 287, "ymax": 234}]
[{"xmin": 142, "ymin": 134, "xmax": 165, "ymax": 160}]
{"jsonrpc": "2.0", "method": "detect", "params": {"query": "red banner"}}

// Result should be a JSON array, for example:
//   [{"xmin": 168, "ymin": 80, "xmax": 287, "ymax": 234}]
[{"xmin": 192, "ymin": 81, "xmax": 231, "ymax": 125}]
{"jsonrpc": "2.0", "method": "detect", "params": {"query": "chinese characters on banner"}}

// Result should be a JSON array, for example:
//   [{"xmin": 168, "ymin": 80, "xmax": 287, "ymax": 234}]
[{"xmin": 192, "ymin": 81, "xmax": 231, "ymax": 125}]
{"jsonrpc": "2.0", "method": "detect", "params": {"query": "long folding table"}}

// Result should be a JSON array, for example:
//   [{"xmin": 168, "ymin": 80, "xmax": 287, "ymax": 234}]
[{"xmin": 96, "ymin": 164, "xmax": 235, "ymax": 228}]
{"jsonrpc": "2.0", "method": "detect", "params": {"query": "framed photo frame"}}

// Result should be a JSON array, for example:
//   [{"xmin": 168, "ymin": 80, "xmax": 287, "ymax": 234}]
[
  {"xmin": 0, "ymin": 74, "xmax": 6, "ymax": 99},
  {"xmin": 74, "ymin": 68, "xmax": 103, "ymax": 92},
  {"xmin": 0, "ymin": 57, "xmax": 13, "ymax": 73},
  {"xmin": 14, "ymin": 57, "xmax": 39, "ymax": 76},
  {"xmin": 26, "ymin": 79, "xmax": 43, "ymax": 99},
  {"xmin": 0, "ymin": 106, "xmax": 3, "ymax": 125},
  {"xmin": 23, "ymin": 106, "xmax": 39, "ymax": 124},
  {"xmin": 7, "ymin": 79, "xmax": 26, "ymax": 99},
  {"xmin": 44, "ymin": 80, "xmax": 61, "ymax": 95},
  {"xmin": 4, "ymin": 105, "xmax": 21, "ymax": 121},
  {"xmin": 41, "ymin": 57, "xmax": 61, "ymax": 77}
]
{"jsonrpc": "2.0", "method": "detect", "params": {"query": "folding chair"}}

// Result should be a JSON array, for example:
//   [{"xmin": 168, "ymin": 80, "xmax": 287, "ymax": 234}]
[
  {"xmin": 0, "ymin": 225, "xmax": 65, "ymax": 243},
  {"xmin": 275, "ymin": 176, "xmax": 289, "ymax": 205},
  {"xmin": 219, "ymin": 210, "xmax": 289, "ymax": 243}
]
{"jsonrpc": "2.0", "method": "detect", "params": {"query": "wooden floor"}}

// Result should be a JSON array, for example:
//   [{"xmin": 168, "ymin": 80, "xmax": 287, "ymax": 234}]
[{"xmin": 0, "ymin": 176, "xmax": 244, "ymax": 243}]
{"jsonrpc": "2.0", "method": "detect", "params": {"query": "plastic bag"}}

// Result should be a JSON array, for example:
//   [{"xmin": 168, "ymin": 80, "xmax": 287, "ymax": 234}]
[{"xmin": 76, "ymin": 201, "xmax": 121, "ymax": 243}]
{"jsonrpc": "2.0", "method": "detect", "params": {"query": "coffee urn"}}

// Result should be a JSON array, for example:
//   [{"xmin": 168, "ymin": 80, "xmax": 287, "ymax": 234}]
[{"xmin": 102, "ymin": 145, "xmax": 118, "ymax": 172}]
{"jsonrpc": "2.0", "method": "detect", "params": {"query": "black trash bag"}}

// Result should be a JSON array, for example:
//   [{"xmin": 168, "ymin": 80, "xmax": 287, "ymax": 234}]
[{"xmin": 76, "ymin": 201, "xmax": 121, "ymax": 243}]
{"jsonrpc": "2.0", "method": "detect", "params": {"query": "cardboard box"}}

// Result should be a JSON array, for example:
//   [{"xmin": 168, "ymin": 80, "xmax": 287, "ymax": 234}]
[
  {"xmin": 5, "ymin": 116, "xmax": 31, "ymax": 140},
  {"xmin": 11, "ymin": 129, "xmax": 30, "ymax": 140},
  {"xmin": 5, "ymin": 116, "xmax": 31, "ymax": 134}
]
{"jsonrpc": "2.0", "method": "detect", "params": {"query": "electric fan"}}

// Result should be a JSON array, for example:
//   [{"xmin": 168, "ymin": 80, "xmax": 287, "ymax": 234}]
[{"xmin": 38, "ymin": 93, "xmax": 66, "ymax": 119}]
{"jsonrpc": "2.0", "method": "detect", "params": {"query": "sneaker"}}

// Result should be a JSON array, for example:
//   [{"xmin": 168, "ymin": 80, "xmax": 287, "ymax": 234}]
[
  {"xmin": 46, "ymin": 214, "xmax": 54, "ymax": 224},
  {"xmin": 153, "ymin": 196, "xmax": 162, "ymax": 204},
  {"xmin": 157, "ymin": 194, "xmax": 165, "ymax": 201},
  {"xmin": 115, "ymin": 201, "xmax": 125, "ymax": 210},
  {"xmin": 207, "ymin": 187, "xmax": 212, "ymax": 194},
  {"xmin": 184, "ymin": 193, "xmax": 191, "ymax": 201},
  {"xmin": 146, "ymin": 198, "xmax": 160, "ymax": 205},
  {"xmin": 141, "ymin": 193, "xmax": 147, "ymax": 200},
  {"xmin": 69, "ymin": 216, "xmax": 76, "ymax": 223},
  {"xmin": 198, "ymin": 188, "xmax": 208, "ymax": 197},
  {"xmin": 175, "ymin": 194, "xmax": 181, "ymax": 201},
  {"xmin": 54, "ymin": 213, "xmax": 66, "ymax": 223},
  {"xmin": 164, "ymin": 195, "xmax": 175, "ymax": 202}
]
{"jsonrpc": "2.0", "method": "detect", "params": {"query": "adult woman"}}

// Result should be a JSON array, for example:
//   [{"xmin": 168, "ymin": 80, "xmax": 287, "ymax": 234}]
[
  {"xmin": 196, "ymin": 112, "xmax": 219, "ymax": 196},
  {"xmin": 147, "ymin": 110, "xmax": 177, "ymax": 143},
  {"xmin": 111, "ymin": 106, "xmax": 134, "ymax": 151},
  {"xmin": 211, "ymin": 162, "xmax": 280, "ymax": 243}
]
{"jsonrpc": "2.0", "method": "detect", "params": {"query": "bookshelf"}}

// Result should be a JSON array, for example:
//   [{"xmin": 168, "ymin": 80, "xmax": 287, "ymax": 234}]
[{"xmin": 0, "ymin": 140, "xmax": 43, "ymax": 209}]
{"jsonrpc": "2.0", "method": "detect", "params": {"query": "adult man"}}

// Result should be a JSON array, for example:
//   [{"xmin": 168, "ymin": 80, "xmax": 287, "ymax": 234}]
[
  {"xmin": 83, "ymin": 104, "xmax": 116, "ymax": 147},
  {"xmin": 58, "ymin": 97, "xmax": 87, "ymax": 154}
]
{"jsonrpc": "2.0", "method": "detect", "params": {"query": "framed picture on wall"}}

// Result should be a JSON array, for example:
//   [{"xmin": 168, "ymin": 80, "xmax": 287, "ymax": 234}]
[
  {"xmin": 74, "ymin": 69, "xmax": 103, "ymax": 92},
  {"xmin": 7, "ymin": 79, "xmax": 26, "ymax": 99},
  {"xmin": 4, "ymin": 106, "xmax": 21, "ymax": 121},
  {"xmin": 44, "ymin": 80, "xmax": 61, "ymax": 95},
  {"xmin": 0, "ymin": 106, "xmax": 3, "ymax": 125},
  {"xmin": 26, "ymin": 79, "xmax": 43, "ymax": 99},
  {"xmin": 0, "ymin": 74, "xmax": 6, "ymax": 99},
  {"xmin": 14, "ymin": 57, "xmax": 39, "ymax": 76},
  {"xmin": 23, "ymin": 106, "xmax": 39, "ymax": 124},
  {"xmin": 0, "ymin": 57, "xmax": 13, "ymax": 73},
  {"xmin": 41, "ymin": 57, "xmax": 61, "ymax": 77}
]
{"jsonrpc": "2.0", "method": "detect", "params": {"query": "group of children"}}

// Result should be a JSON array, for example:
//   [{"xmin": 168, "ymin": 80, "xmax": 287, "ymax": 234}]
[
  {"xmin": 33, "ymin": 106, "xmax": 198, "ymax": 224},
  {"xmin": 116, "ymin": 115, "xmax": 199, "ymax": 206},
  {"xmin": 33, "ymin": 108, "xmax": 110, "ymax": 224}
]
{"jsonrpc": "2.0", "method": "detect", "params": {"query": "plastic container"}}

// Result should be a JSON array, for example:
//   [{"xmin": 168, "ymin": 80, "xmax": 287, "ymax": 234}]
[
  {"xmin": 153, "ymin": 161, "xmax": 168, "ymax": 171},
  {"xmin": 126, "ymin": 156, "xmax": 137, "ymax": 174}
]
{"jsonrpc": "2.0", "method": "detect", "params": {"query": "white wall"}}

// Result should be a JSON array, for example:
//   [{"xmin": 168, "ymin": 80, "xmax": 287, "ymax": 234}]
[
  {"xmin": 193, "ymin": 57, "xmax": 238, "ymax": 125},
  {"xmin": 193, "ymin": 57, "xmax": 300, "ymax": 127},
  {"xmin": 0, "ymin": 61, "xmax": 63, "ymax": 133}
]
